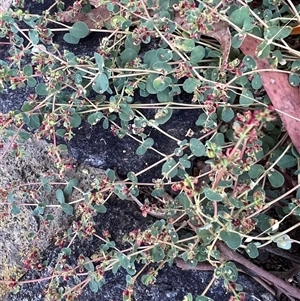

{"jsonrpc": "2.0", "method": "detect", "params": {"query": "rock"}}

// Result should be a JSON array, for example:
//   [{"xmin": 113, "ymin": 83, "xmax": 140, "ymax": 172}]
[{"xmin": 0, "ymin": 128, "xmax": 105, "ymax": 300}]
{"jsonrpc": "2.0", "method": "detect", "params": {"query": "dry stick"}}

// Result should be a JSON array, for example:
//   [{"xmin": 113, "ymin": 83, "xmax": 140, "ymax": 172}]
[
  {"xmin": 216, "ymin": 241, "xmax": 300, "ymax": 300},
  {"xmin": 263, "ymin": 244, "xmax": 300, "ymax": 264}
]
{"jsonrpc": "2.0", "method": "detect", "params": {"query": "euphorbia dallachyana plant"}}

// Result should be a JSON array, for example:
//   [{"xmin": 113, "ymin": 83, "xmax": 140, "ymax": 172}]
[{"xmin": 1, "ymin": 0, "xmax": 300, "ymax": 300}]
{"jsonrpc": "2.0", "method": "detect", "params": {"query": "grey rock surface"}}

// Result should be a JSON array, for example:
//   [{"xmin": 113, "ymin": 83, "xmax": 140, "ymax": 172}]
[{"xmin": 0, "ymin": 128, "xmax": 106, "ymax": 300}]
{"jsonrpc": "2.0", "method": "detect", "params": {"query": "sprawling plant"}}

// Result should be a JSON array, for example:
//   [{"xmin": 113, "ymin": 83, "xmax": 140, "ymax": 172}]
[{"xmin": 1, "ymin": 0, "xmax": 300, "ymax": 300}]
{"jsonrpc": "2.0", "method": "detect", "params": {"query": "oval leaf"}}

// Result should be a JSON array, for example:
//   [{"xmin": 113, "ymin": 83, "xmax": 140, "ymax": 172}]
[
  {"xmin": 189, "ymin": 138, "xmax": 205, "ymax": 156},
  {"xmin": 70, "ymin": 21, "xmax": 90, "ymax": 39},
  {"xmin": 268, "ymin": 170, "xmax": 284, "ymax": 188},
  {"xmin": 204, "ymin": 188, "xmax": 223, "ymax": 202},
  {"xmin": 220, "ymin": 230, "xmax": 242, "ymax": 249}
]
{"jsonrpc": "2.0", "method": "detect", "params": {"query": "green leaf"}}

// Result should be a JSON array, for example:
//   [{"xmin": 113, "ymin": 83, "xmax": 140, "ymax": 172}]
[
  {"xmin": 257, "ymin": 40, "xmax": 270, "ymax": 58},
  {"xmin": 88, "ymin": 112, "xmax": 104, "ymax": 125},
  {"xmin": 245, "ymin": 243, "xmax": 259, "ymax": 258},
  {"xmin": 183, "ymin": 293, "xmax": 193, "ymax": 301},
  {"xmin": 175, "ymin": 38, "xmax": 195, "ymax": 52},
  {"xmin": 196, "ymin": 227, "xmax": 213, "ymax": 244},
  {"xmin": 23, "ymin": 65, "xmax": 33, "ymax": 76},
  {"xmin": 221, "ymin": 107, "xmax": 234, "ymax": 122},
  {"xmin": 117, "ymin": 252, "xmax": 130, "ymax": 269},
  {"xmin": 230, "ymin": 6, "xmax": 250, "ymax": 27},
  {"xmin": 232, "ymin": 33, "xmax": 245, "ymax": 48},
  {"xmin": 27, "ymin": 77, "xmax": 37, "ymax": 87},
  {"xmin": 141, "ymin": 274, "xmax": 157, "ymax": 286},
  {"xmin": 222, "ymin": 262, "xmax": 238, "ymax": 281},
  {"xmin": 292, "ymin": 60, "xmax": 300, "ymax": 71},
  {"xmin": 268, "ymin": 170, "xmax": 284, "ymax": 188},
  {"xmin": 56, "ymin": 189, "xmax": 65, "ymax": 204},
  {"xmin": 189, "ymin": 138, "xmax": 205, "ymax": 156},
  {"xmin": 103, "ymin": 118, "xmax": 109, "ymax": 129},
  {"xmin": 152, "ymin": 61, "xmax": 172, "ymax": 73},
  {"xmin": 29, "ymin": 29, "xmax": 39, "ymax": 44},
  {"xmin": 157, "ymin": 89, "xmax": 172, "ymax": 102},
  {"xmin": 63, "ymin": 33, "xmax": 80, "ymax": 44},
  {"xmin": 289, "ymin": 73, "xmax": 300, "ymax": 87},
  {"xmin": 18, "ymin": 131, "xmax": 31, "ymax": 140},
  {"xmin": 179, "ymin": 155, "xmax": 191, "ymax": 168},
  {"xmin": 152, "ymin": 76, "xmax": 172, "ymax": 92},
  {"xmin": 242, "ymin": 16, "xmax": 255, "ymax": 31},
  {"xmin": 94, "ymin": 204, "xmax": 107, "ymax": 213},
  {"xmin": 127, "ymin": 171, "xmax": 138, "ymax": 182},
  {"xmin": 84, "ymin": 257, "xmax": 95, "ymax": 271},
  {"xmin": 11, "ymin": 204, "xmax": 20, "ymax": 215},
  {"xmin": 211, "ymin": 133, "xmax": 225, "ymax": 146},
  {"xmin": 61, "ymin": 247, "xmax": 71, "ymax": 256},
  {"xmin": 89, "ymin": 280, "xmax": 99, "ymax": 293},
  {"xmin": 125, "ymin": 33, "xmax": 141, "ymax": 53},
  {"xmin": 218, "ymin": 180, "xmax": 232, "ymax": 188},
  {"xmin": 70, "ymin": 113, "xmax": 82, "ymax": 128},
  {"xmin": 136, "ymin": 138, "xmax": 154, "ymax": 155},
  {"xmin": 29, "ymin": 115, "xmax": 40, "ymax": 129},
  {"xmin": 274, "ymin": 234, "xmax": 291, "ymax": 250},
  {"xmin": 92, "ymin": 73, "xmax": 109, "ymax": 93},
  {"xmin": 251, "ymin": 73, "xmax": 262, "ymax": 89},
  {"xmin": 119, "ymin": 103, "xmax": 134, "ymax": 121},
  {"xmin": 58, "ymin": 144, "xmax": 68, "ymax": 152},
  {"xmin": 264, "ymin": 26, "xmax": 292, "ymax": 41},
  {"xmin": 64, "ymin": 179, "xmax": 79, "ymax": 196},
  {"xmin": 248, "ymin": 164, "xmax": 264, "ymax": 179},
  {"xmin": 276, "ymin": 155, "xmax": 297, "ymax": 168},
  {"xmin": 35, "ymin": 83, "xmax": 48, "ymax": 95},
  {"xmin": 120, "ymin": 48, "xmax": 138, "ymax": 63},
  {"xmin": 169, "ymin": 228, "xmax": 179, "ymax": 243},
  {"xmin": 190, "ymin": 46, "xmax": 205, "ymax": 64},
  {"xmin": 126, "ymin": 263, "xmax": 136, "ymax": 275},
  {"xmin": 156, "ymin": 48, "xmax": 173, "ymax": 62},
  {"xmin": 183, "ymin": 78, "xmax": 199, "ymax": 93},
  {"xmin": 150, "ymin": 245, "xmax": 165, "ymax": 262},
  {"xmin": 204, "ymin": 188, "xmax": 222, "ymax": 202},
  {"xmin": 240, "ymin": 89, "xmax": 254, "ymax": 106},
  {"xmin": 220, "ymin": 230, "xmax": 242, "ymax": 249},
  {"xmin": 112, "ymin": 262, "xmax": 120, "ymax": 274},
  {"xmin": 228, "ymin": 197, "xmax": 243, "ymax": 208},
  {"xmin": 136, "ymin": 145, "xmax": 147, "ymax": 156},
  {"xmin": 70, "ymin": 21, "xmax": 90, "ymax": 39},
  {"xmin": 110, "ymin": 15, "xmax": 127, "ymax": 28},
  {"xmin": 61, "ymin": 203, "xmax": 74, "ymax": 215},
  {"xmin": 82, "ymin": 2, "xmax": 92, "ymax": 13},
  {"xmin": 154, "ymin": 108, "xmax": 173, "ymax": 124},
  {"xmin": 162, "ymin": 158, "xmax": 178, "ymax": 178},
  {"xmin": 175, "ymin": 192, "xmax": 190, "ymax": 209},
  {"xmin": 144, "ymin": 138, "xmax": 154, "ymax": 147},
  {"xmin": 242, "ymin": 55, "xmax": 256, "ymax": 69},
  {"xmin": 94, "ymin": 52, "xmax": 104, "ymax": 72},
  {"xmin": 106, "ymin": 169, "xmax": 115, "ymax": 182}
]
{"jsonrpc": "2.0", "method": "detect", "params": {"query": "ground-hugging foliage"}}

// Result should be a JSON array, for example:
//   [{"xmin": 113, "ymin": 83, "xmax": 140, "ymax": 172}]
[{"xmin": 2, "ymin": 0, "xmax": 300, "ymax": 300}]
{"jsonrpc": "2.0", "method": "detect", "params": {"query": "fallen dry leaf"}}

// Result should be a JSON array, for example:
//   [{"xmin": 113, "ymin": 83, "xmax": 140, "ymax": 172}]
[
  {"xmin": 0, "ymin": 0, "xmax": 12, "ymax": 12},
  {"xmin": 175, "ymin": 12, "xmax": 231, "ymax": 71},
  {"xmin": 291, "ymin": 24, "xmax": 300, "ymax": 36},
  {"xmin": 240, "ymin": 35, "xmax": 300, "ymax": 153},
  {"xmin": 57, "ymin": 5, "xmax": 111, "ymax": 29}
]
